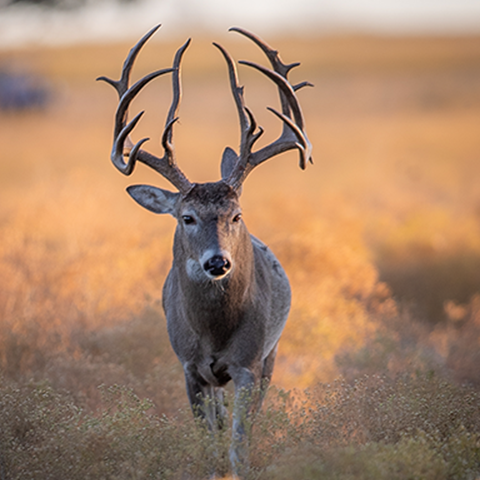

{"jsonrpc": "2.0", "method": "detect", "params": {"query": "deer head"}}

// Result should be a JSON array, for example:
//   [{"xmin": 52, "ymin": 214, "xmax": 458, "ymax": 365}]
[{"xmin": 97, "ymin": 25, "xmax": 312, "ymax": 283}]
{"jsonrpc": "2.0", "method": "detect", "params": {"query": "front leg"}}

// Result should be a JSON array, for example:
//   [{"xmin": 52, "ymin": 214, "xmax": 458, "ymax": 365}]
[
  {"xmin": 183, "ymin": 362, "xmax": 226, "ymax": 432},
  {"xmin": 228, "ymin": 366, "xmax": 259, "ymax": 479}
]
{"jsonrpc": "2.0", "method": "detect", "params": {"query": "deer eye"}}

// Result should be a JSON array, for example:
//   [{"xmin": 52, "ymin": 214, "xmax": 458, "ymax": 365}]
[
  {"xmin": 182, "ymin": 215, "xmax": 195, "ymax": 225},
  {"xmin": 232, "ymin": 213, "xmax": 242, "ymax": 223}
]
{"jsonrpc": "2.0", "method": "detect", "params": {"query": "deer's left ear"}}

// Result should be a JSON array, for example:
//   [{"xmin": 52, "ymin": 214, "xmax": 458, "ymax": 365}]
[
  {"xmin": 220, "ymin": 146, "xmax": 238, "ymax": 180},
  {"xmin": 221, "ymin": 147, "xmax": 243, "ymax": 194},
  {"xmin": 127, "ymin": 184, "xmax": 179, "ymax": 216}
]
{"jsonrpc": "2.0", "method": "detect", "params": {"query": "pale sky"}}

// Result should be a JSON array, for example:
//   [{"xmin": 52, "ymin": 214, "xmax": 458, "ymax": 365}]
[{"xmin": 1, "ymin": 0, "xmax": 480, "ymax": 47}]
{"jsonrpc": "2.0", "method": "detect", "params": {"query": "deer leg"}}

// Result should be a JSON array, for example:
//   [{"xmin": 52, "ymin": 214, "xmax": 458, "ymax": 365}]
[
  {"xmin": 256, "ymin": 343, "xmax": 278, "ymax": 412},
  {"xmin": 227, "ymin": 348, "xmax": 278, "ymax": 478},
  {"xmin": 184, "ymin": 366, "xmax": 229, "ymax": 478},
  {"xmin": 228, "ymin": 366, "xmax": 257, "ymax": 478},
  {"xmin": 183, "ymin": 364, "xmax": 222, "ymax": 430},
  {"xmin": 200, "ymin": 385, "xmax": 228, "ymax": 433},
  {"xmin": 213, "ymin": 386, "xmax": 228, "ymax": 430}
]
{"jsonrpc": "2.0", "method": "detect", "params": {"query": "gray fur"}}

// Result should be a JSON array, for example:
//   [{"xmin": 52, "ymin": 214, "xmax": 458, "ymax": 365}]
[{"xmin": 158, "ymin": 182, "xmax": 291, "ymax": 478}]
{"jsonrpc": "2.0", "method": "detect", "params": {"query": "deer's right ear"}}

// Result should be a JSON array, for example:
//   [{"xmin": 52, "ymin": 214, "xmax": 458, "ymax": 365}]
[{"xmin": 126, "ymin": 185, "xmax": 179, "ymax": 216}]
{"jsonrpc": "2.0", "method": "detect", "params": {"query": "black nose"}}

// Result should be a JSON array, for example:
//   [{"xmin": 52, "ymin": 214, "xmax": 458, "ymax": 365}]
[{"xmin": 203, "ymin": 255, "xmax": 231, "ymax": 277}]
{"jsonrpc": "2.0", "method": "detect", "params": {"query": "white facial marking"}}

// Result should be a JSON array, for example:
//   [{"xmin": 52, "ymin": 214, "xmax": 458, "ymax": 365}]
[{"xmin": 186, "ymin": 258, "xmax": 205, "ymax": 282}]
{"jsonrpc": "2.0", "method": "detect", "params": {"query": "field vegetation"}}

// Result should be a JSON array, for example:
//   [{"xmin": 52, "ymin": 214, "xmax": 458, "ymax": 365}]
[{"xmin": 1, "ymin": 33, "xmax": 480, "ymax": 478}]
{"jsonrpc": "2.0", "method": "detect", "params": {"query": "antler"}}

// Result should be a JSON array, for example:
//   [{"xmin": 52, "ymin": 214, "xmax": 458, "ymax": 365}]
[
  {"xmin": 215, "ymin": 27, "xmax": 313, "ymax": 190},
  {"xmin": 97, "ymin": 24, "xmax": 193, "ymax": 194}
]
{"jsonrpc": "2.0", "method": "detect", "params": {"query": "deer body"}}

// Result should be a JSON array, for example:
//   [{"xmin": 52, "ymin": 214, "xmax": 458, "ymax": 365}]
[
  {"xmin": 99, "ymin": 25, "xmax": 312, "ymax": 478},
  {"xmin": 168, "ymin": 225, "xmax": 290, "ymax": 380},
  {"xmin": 129, "ymin": 180, "xmax": 291, "ymax": 472},
  {"xmin": 166, "ymin": 194, "xmax": 291, "ymax": 389}
]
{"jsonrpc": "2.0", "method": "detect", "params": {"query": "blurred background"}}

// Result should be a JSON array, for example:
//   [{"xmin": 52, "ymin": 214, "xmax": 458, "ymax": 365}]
[
  {"xmin": 1, "ymin": 0, "xmax": 480, "ymax": 413},
  {"xmin": 1, "ymin": 0, "xmax": 480, "ymax": 47}
]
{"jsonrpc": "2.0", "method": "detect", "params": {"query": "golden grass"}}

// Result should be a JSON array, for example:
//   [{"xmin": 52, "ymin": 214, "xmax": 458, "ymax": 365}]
[{"xmin": 1, "ymin": 33, "xmax": 480, "ymax": 410}]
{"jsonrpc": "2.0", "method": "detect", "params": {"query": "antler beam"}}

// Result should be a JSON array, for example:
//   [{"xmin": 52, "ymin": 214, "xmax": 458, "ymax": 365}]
[
  {"xmin": 97, "ymin": 24, "xmax": 193, "ymax": 194},
  {"xmin": 216, "ymin": 27, "xmax": 313, "ymax": 190}
]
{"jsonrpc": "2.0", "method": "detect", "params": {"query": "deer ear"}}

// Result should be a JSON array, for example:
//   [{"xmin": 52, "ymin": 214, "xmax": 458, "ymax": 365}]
[
  {"xmin": 126, "ymin": 185, "xmax": 179, "ymax": 215},
  {"xmin": 220, "ymin": 146, "xmax": 238, "ymax": 180}
]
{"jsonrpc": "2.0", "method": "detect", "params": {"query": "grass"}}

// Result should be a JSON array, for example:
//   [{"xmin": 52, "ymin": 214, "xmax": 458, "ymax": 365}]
[
  {"xmin": 0, "ymin": 374, "xmax": 478, "ymax": 479},
  {"xmin": 1, "ymin": 32, "xmax": 480, "ymax": 478}
]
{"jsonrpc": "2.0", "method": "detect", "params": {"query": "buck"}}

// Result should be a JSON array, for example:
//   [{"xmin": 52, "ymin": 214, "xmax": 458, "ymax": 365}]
[{"xmin": 98, "ymin": 25, "xmax": 312, "ymax": 478}]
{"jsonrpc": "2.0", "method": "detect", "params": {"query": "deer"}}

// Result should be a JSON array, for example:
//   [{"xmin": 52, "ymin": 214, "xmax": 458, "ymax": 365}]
[{"xmin": 97, "ymin": 25, "xmax": 312, "ymax": 479}]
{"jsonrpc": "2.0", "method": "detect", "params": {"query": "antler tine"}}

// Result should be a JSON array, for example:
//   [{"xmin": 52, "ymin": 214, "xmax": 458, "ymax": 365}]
[
  {"xmin": 229, "ymin": 27, "xmax": 297, "ymax": 78},
  {"xmin": 106, "ymin": 67, "xmax": 174, "ymax": 174},
  {"xmin": 239, "ymin": 60, "xmax": 305, "ymax": 133},
  {"xmin": 213, "ymin": 43, "xmax": 249, "ymax": 142},
  {"xmin": 97, "ymin": 25, "xmax": 193, "ymax": 194},
  {"xmin": 223, "ymin": 27, "xmax": 313, "ymax": 187},
  {"xmin": 134, "ymin": 37, "xmax": 193, "ymax": 193},
  {"xmin": 240, "ymin": 59, "xmax": 313, "ymax": 170},
  {"xmin": 162, "ymin": 38, "xmax": 191, "ymax": 163},
  {"xmin": 213, "ymin": 42, "xmax": 264, "ymax": 182},
  {"xmin": 97, "ymin": 24, "xmax": 161, "ymax": 97},
  {"xmin": 229, "ymin": 26, "xmax": 298, "ymax": 119},
  {"xmin": 97, "ymin": 25, "xmax": 167, "ymax": 160}
]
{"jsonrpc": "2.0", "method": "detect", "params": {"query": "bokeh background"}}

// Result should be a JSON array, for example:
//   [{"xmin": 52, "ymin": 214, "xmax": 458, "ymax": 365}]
[{"xmin": 1, "ymin": 1, "xmax": 480, "ymax": 477}]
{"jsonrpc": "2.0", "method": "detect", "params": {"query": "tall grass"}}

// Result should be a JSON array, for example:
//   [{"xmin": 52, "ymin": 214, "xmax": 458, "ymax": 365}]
[{"xmin": 1, "ymin": 33, "xmax": 480, "ymax": 478}]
